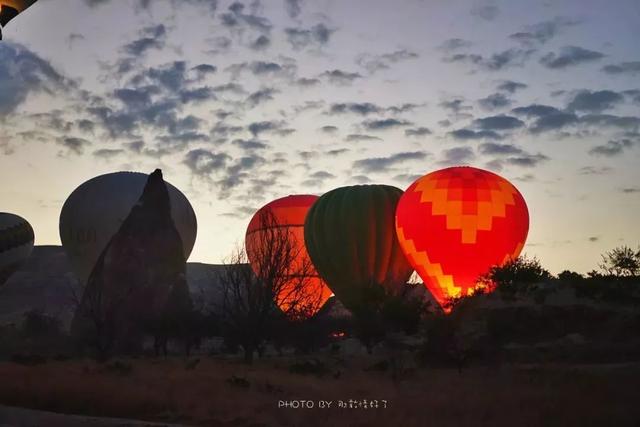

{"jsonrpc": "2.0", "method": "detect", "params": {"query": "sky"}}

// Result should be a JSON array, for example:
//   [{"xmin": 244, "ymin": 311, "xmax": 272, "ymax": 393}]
[{"xmin": 0, "ymin": 0, "xmax": 639, "ymax": 274}]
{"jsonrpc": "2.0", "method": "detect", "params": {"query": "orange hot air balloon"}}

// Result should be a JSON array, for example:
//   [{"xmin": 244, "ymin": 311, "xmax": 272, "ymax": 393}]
[
  {"xmin": 245, "ymin": 195, "xmax": 333, "ymax": 320},
  {"xmin": 395, "ymin": 166, "xmax": 529, "ymax": 311}
]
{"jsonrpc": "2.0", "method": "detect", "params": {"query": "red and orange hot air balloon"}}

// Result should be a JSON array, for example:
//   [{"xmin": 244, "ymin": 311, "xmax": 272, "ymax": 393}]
[
  {"xmin": 245, "ymin": 195, "xmax": 333, "ymax": 320},
  {"xmin": 395, "ymin": 166, "xmax": 529, "ymax": 311}
]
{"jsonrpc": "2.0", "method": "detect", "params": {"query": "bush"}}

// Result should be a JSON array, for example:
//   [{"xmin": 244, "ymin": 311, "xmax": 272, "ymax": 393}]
[{"xmin": 22, "ymin": 310, "xmax": 62, "ymax": 338}]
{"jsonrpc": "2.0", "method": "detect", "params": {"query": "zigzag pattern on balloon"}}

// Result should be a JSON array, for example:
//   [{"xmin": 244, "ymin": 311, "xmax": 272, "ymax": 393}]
[{"xmin": 412, "ymin": 168, "xmax": 519, "ymax": 244}]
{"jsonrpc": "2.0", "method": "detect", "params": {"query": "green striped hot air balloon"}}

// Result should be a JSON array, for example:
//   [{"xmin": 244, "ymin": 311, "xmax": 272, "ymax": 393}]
[
  {"xmin": 303, "ymin": 185, "xmax": 413, "ymax": 313},
  {"xmin": 0, "ymin": 212, "xmax": 34, "ymax": 286}
]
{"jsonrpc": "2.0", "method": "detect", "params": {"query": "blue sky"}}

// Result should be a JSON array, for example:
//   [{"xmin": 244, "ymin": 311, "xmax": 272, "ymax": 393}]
[{"xmin": 1, "ymin": 0, "xmax": 639, "ymax": 273}]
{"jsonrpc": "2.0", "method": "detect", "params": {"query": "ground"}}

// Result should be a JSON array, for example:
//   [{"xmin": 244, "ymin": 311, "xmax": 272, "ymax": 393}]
[{"xmin": 0, "ymin": 356, "xmax": 638, "ymax": 427}]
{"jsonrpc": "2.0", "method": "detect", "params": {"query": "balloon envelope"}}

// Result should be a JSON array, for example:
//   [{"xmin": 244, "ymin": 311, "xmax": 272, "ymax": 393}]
[
  {"xmin": 0, "ymin": 1, "xmax": 38, "ymax": 39},
  {"xmin": 246, "ymin": 195, "xmax": 333, "ymax": 319},
  {"xmin": 395, "ymin": 166, "xmax": 529, "ymax": 310},
  {"xmin": 304, "ymin": 185, "xmax": 413, "ymax": 311},
  {"xmin": 59, "ymin": 172, "xmax": 197, "ymax": 284},
  {"xmin": 0, "ymin": 212, "xmax": 34, "ymax": 286}
]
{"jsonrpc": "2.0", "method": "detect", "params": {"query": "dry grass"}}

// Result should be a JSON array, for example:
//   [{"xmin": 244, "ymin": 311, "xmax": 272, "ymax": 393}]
[{"xmin": 0, "ymin": 356, "xmax": 638, "ymax": 427}]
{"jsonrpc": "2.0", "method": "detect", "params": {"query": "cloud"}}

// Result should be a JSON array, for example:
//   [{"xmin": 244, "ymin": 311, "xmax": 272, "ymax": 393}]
[
  {"xmin": 309, "ymin": 171, "xmax": 335, "ymax": 180},
  {"xmin": 579, "ymin": 114, "xmax": 640, "ymax": 130},
  {"xmin": 250, "ymin": 35, "xmax": 271, "ymax": 50},
  {"xmin": 353, "ymin": 151, "xmax": 428, "ymax": 172},
  {"xmin": 232, "ymin": 138, "xmax": 268, "ymax": 151},
  {"xmin": 529, "ymin": 112, "xmax": 579, "ymax": 133},
  {"xmin": 0, "ymin": 43, "xmax": 76, "ymax": 117},
  {"xmin": 405, "ymin": 127, "xmax": 432, "ymax": 137},
  {"xmin": 123, "ymin": 24, "xmax": 167, "ymax": 56},
  {"xmin": 449, "ymin": 129, "xmax": 502, "ymax": 140},
  {"xmin": 444, "ymin": 48, "xmax": 535, "ymax": 71},
  {"xmin": 285, "ymin": 24, "xmax": 334, "ymax": 50},
  {"xmin": 58, "ymin": 137, "xmax": 91, "ymax": 155},
  {"xmin": 246, "ymin": 87, "xmax": 278, "ymax": 107},
  {"xmin": 192, "ymin": 64, "xmax": 217, "ymax": 80},
  {"xmin": 478, "ymin": 93, "xmax": 512, "ymax": 110},
  {"xmin": 602, "ymin": 61, "xmax": 640, "ymax": 76},
  {"xmin": 439, "ymin": 98, "xmax": 472, "ymax": 113},
  {"xmin": 566, "ymin": 90, "xmax": 624, "ymax": 113},
  {"xmin": 326, "ymin": 148, "xmax": 349, "ymax": 156},
  {"xmin": 93, "ymin": 148, "xmax": 125, "ymax": 159},
  {"xmin": 511, "ymin": 104, "xmax": 563, "ymax": 118},
  {"xmin": 470, "ymin": 4, "xmax": 499, "ymax": 21},
  {"xmin": 578, "ymin": 166, "xmax": 613, "ymax": 175},
  {"xmin": 479, "ymin": 143, "xmax": 524, "ymax": 156},
  {"xmin": 589, "ymin": 139, "xmax": 637, "ymax": 157},
  {"xmin": 220, "ymin": 2, "xmax": 272, "ymax": 33},
  {"xmin": 440, "ymin": 146, "xmax": 475, "ymax": 165},
  {"xmin": 328, "ymin": 102, "xmax": 382, "ymax": 116},
  {"xmin": 621, "ymin": 188, "xmax": 640, "ymax": 194},
  {"xmin": 362, "ymin": 118, "xmax": 413, "ymax": 131},
  {"xmin": 356, "ymin": 49, "xmax": 419, "ymax": 73},
  {"xmin": 179, "ymin": 87, "xmax": 216, "ymax": 104},
  {"xmin": 438, "ymin": 38, "xmax": 472, "ymax": 52},
  {"xmin": 319, "ymin": 125, "xmax": 338, "ymax": 134},
  {"xmin": 321, "ymin": 70, "xmax": 363, "ymax": 85},
  {"xmin": 248, "ymin": 120, "xmax": 294, "ymax": 137},
  {"xmin": 296, "ymin": 77, "xmax": 320, "ymax": 87},
  {"xmin": 285, "ymin": 0, "xmax": 303, "ymax": 19},
  {"xmin": 496, "ymin": 80, "xmax": 528, "ymax": 93},
  {"xmin": 540, "ymin": 46, "xmax": 605, "ymax": 69},
  {"xmin": 509, "ymin": 17, "xmax": 580, "ymax": 46},
  {"xmin": 473, "ymin": 115, "xmax": 524, "ymax": 130},
  {"xmin": 506, "ymin": 153, "xmax": 549, "ymax": 167},
  {"xmin": 345, "ymin": 134, "xmax": 382, "ymax": 142},
  {"xmin": 183, "ymin": 149, "xmax": 230, "ymax": 177}
]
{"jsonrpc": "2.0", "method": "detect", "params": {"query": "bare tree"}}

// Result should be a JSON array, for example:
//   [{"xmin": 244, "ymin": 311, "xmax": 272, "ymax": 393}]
[
  {"xmin": 219, "ymin": 209, "xmax": 323, "ymax": 363},
  {"xmin": 69, "ymin": 272, "xmax": 137, "ymax": 361}
]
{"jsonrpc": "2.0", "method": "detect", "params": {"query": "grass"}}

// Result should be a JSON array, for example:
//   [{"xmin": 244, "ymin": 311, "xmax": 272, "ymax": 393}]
[{"xmin": 0, "ymin": 356, "xmax": 638, "ymax": 426}]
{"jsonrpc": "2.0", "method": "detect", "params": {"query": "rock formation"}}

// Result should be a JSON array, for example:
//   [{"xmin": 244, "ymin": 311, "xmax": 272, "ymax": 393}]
[{"xmin": 71, "ymin": 169, "xmax": 192, "ymax": 357}]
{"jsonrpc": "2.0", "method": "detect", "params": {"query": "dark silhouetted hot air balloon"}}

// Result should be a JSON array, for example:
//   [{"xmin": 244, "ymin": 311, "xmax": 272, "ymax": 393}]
[
  {"xmin": 395, "ymin": 166, "xmax": 529, "ymax": 311},
  {"xmin": 0, "ymin": 212, "xmax": 34, "ymax": 286},
  {"xmin": 0, "ymin": 1, "xmax": 38, "ymax": 40},
  {"xmin": 59, "ymin": 172, "xmax": 197, "ymax": 285},
  {"xmin": 304, "ymin": 185, "xmax": 413, "ymax": 312},
  {"xmin": 246, "ymin": 195, "xmax": 333, "ymax": 320}
]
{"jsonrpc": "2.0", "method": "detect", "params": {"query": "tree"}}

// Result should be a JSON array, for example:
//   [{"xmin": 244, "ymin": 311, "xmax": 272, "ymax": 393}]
[
  {"xmin": 218, "ymin": 209, "xmax": 323, "ymax": 363},
  {"xmin": 599, "ymin": 246, "xmax": 640, "ymax": 277},
  {"xmin": 479, "ymin": 255, "xmax": 552, "ymax": 299}
]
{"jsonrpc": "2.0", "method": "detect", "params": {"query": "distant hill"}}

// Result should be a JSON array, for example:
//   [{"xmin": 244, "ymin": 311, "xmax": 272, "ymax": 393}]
[
  {"xmin": 0, "ymin": 246, "xmax": 231, "ymax": 330},
  {"xmin": 0, "ymin": 246, "xmax": 353, "ymax": 330}
]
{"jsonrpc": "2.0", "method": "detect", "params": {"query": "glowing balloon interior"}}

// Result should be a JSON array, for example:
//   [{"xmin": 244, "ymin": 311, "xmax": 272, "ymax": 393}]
[
  {"xmin": 59, "ymin": 172, "xmax": 197, "ymax": 285},
  {"xmin": 0, "ymin": 212, "xmax": 34, "ymax": 286},
  {"xmin": 395, "ymin": 166, "xmax": 529, "ymax": 310},
  {"xmin": 245, "ymin": 195, "xmax": 333, "ymax": 320}
]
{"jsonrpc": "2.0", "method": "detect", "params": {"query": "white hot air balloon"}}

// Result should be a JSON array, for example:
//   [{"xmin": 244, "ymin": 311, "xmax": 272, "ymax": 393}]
[
  {"xmin": 59, "ymin": 171, "xmax": 197, "ymax": 285},
  {"xmin": 0, "ymin": 212, "xmax": 35, "ymax": 286}
]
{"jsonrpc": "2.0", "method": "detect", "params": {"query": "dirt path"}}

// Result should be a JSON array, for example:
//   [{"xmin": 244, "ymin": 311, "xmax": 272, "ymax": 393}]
[{"xmin": 0, "ymin": 405, "xmax": 189, "ymax": 427}]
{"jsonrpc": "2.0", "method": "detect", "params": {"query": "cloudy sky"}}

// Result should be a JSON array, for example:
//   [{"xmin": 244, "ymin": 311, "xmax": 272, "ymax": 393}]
[{"xmin": 1, "ymin": 0, "xmax": 639, "ymax": 274}]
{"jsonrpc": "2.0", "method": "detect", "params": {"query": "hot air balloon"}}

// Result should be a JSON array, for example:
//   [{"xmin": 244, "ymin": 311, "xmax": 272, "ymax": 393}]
[
  {"xmin": 245, "ymin": 195, "xmax": 333, "ymax": 320},
  {"xmin": 395, "ymin": 166, "xmax": 529, "ymax": 311},
  {"xmin": 304, "ymin": 185, "xmax": 413, "ymax": 312},
  {"xmin": 59, "ymin": 172, "xmax": 197, "ymax": 285},
  {"xmin": 0, "ymin": 212, "xmax": 34, "ymax": 286},
  {"xmin": 0, "ymin": 1, "xmax": 38, "ymax": 40}
]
